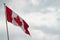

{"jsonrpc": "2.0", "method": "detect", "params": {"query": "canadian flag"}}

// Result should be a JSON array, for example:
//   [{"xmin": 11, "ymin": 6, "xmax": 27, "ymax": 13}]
[{"xmin": 5, "ymin": 6, "xmax": 30, "ymax": 35}]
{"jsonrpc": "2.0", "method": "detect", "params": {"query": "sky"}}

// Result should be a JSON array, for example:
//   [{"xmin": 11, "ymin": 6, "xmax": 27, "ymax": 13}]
[{"xmin": 0, "ymin": 0, "xmax": 60, "ymax": 40}]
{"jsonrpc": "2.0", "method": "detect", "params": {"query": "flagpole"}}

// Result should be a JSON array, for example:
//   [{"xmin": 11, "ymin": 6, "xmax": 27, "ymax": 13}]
[{"xmin": 4, "ymin": 3, "xmax": 9, "ymax": 40}]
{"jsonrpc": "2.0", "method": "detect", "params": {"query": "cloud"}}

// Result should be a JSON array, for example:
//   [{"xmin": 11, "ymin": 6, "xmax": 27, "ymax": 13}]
[
  {"xmin": 0, "ymin": 0, "xmax": 60, "ymax": 40},
  {"xmin": 21, "ymin": 8, "xmax": 60, "ymax": 36},
  {"xmin": 30, "ymin": 0, "xmax": 40, "ymax": 6},
  {"xmin": 33, "ymin": 26, "xmax": 60, "ymax": 35},
  {"xmin": 30, "ymin": 29, "xmax": 60, "ymax": 40},
  {"xmin": 24, "ymin": 12, "xmax": 57, "ymax": 26},
  {"xmin": 15, "ymin": 0, "xmax": 60, "ymax": 13}
]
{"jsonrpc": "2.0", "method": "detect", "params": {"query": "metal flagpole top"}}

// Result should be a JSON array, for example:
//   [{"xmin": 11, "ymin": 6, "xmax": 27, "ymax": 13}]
[{"xmin": 4, "ymin": 3, "xmax": 5, "ymax": 5}]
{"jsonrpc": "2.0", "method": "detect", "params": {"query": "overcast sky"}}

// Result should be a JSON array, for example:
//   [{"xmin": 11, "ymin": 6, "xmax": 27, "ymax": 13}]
[{"xmin": 0, "ymin": 0, "xmax": 60, "ymax": 40}]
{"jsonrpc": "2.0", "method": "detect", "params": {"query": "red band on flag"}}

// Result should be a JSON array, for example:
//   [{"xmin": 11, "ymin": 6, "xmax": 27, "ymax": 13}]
[
  {"xmin": 23, "ymin": 20, "xmax": 30, "ymax": 35},
  {"xmin": 6, "ymin": 6, "xmax": 12, "ymax": 22}
]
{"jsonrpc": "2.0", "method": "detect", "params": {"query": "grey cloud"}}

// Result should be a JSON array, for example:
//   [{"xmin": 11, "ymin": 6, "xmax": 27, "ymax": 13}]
[
  {"xmin": 40, "ymin": 26, "xmax": 60, "ymax": 35},
  {"xmin": 1, "ymin": 0, "xmax": 60, "ymax": 13},
  {"xmin": 21, "ymin": 0, "xmax": 60, "ymax": 13},
  {"xmin": 9, "ymin": 33, "xmax": 26, "ymax": 40},
  {"xmin": 56, "ymin": 13, "xmax": 60, "ymax": 22},
  {"xmin": 31, "ymin": 25, "xmax": 60, "ymax": 35},
  {"xmin": 0, "ymin": 31, "xmax": 25, "ymax": 40},
  {"xmin": 0, "ymin": 30, "xmax": 7, "ymax": 40},
  {"xmin": 57, "ymin": 18, "xmax": 60, "ymax": 21}
]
